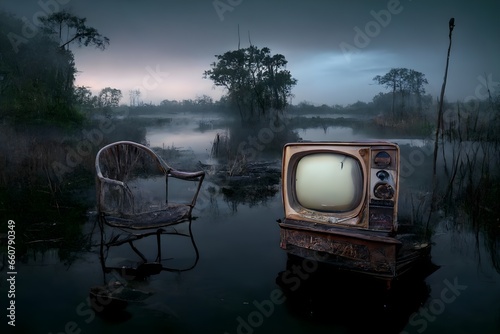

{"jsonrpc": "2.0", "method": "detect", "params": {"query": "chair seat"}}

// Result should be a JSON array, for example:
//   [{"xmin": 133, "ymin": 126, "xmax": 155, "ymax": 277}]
[{"xmin": 102, "ymin": 204, "xmax": 192, "ymax": 230}]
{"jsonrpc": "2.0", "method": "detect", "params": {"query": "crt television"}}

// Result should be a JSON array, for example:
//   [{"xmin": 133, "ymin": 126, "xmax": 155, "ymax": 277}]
[{"xmin": 281, "ymin": 141, "xmax": 400, "ymax": 232}]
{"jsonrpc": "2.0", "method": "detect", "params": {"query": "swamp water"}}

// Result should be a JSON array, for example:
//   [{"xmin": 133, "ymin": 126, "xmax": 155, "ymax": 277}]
[{"xmin": 1, "ymin": 114, "xmax": 499, "ymax": 334}]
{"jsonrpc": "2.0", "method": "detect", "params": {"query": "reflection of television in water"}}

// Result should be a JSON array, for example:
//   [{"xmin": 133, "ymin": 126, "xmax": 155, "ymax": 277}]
[{"xmin": 279, "ymin": 141, "xmax": 430, "ymax": 283}]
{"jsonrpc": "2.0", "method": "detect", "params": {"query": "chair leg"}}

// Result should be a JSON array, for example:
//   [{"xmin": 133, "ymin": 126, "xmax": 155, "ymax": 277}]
[
  {"xmin": 128, "ymin": 241, "xmax": 148, "ymax": 263},
  {"xmin": 98, "ymin": 216, "xmax": 107, "ymax": 273},
  {"xmin": 156, "ymin": 230, "xmax": 162, "ymax": 263}
]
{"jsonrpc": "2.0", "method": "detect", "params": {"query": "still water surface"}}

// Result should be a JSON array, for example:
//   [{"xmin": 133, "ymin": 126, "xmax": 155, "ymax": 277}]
[{"xmin": 4, "ymin": 117, "xmax": 499, "ymax": 334}]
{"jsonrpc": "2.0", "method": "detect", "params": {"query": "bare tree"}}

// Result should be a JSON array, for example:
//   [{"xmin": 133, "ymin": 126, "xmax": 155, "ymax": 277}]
[{"xmin": 129, "ymin": 89, "xmax": 142, "ymax": 107}]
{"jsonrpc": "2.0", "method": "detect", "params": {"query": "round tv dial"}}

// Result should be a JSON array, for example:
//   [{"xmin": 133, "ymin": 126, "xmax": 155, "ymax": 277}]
[
  {"xmin": 374, "ymin": 151, "xmax": 391, "ymax": 168},
  {"xmin": 374, "ymin": 182, "xmax": 394, "ymax": 199},
  {"xmin": 376, "ymin": 170, "xmax": 390, "ymax": 181}
]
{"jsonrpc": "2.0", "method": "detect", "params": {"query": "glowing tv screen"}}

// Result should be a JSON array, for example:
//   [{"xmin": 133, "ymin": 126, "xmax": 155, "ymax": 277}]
[{"xmin": 295, "ymin": 153, "xmax": 363, "ymax": 212}]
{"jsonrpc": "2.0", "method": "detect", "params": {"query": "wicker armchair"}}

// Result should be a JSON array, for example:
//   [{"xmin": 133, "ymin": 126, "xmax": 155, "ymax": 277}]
[{"xmin": 95, "ymin": 141, "xmax": 205, "ymax": 266}]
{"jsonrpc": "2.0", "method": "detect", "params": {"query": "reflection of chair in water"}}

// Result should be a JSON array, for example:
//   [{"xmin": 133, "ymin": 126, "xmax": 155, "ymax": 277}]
[
  {"xmin": 95, "ymin": 141, "xmax": 205, "ymax": 270},
  {"xmin": 98, "ymin": 218, "xmax": 201, "ymax": 278}
]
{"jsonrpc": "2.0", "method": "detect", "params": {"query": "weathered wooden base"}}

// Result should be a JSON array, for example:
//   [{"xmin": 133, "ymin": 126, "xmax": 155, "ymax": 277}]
[{"xmin": 279, "ymin": 219, "xmax": 431, "ymax": 281}]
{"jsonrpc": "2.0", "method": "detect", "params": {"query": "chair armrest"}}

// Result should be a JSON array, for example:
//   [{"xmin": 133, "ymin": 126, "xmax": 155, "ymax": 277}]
[
  {"xmin": 98, "ymin": 176, "xmax": 127, "ymax": 188},
  {"xmin": 168, "ymin": 169, "xmax": 205, "ymax": 180}
]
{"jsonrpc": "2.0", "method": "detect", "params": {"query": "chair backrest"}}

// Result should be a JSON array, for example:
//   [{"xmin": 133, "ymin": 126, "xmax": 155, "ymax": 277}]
[
  {"xmin": 96, "ymin": 141, "xmax": 171, "ymax": 216},
  {"xmin": 96, "ymin": 141, "xmax": 171, "ymax": 182}
]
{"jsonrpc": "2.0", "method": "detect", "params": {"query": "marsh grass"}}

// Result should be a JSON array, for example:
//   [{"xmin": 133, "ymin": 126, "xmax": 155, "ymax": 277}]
[
  {"xmin": 0, "ymin": 118, "xmax": 148, "ymax": 256},
  {"xmin": 205, "ymin": 122, "xmax": 293, "ymax": 210},
  {"xmin": 429, "ymin": 99, "xmax": 500, "ymax": 271},
  {"xmin": 209, "ymin": 130, "xmax": 249, "ymax": 177}
]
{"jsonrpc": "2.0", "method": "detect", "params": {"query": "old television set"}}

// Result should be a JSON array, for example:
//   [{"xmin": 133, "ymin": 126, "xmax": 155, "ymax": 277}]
[
  {"xmin": 278, "ymin": 141, "xmax": 418, "ymax": 281},
  {"xmin": 282, "ymin": 141, "xmax": 400, "ymax": 232}
]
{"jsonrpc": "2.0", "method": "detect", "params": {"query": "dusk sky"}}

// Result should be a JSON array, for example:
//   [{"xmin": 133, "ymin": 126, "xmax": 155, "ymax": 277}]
[{"xmin": 2, "ymin": 0, "xmax": 499, "ymax": 106}]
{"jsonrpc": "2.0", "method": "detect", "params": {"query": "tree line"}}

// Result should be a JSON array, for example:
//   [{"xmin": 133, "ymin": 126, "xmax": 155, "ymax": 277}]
[
  {"xmin": 74, "ymin": 86, "xmax": 122, "ymax": 113},
  {"xmin": 0, "ymin": 7, "xmax": 440, "ymax": 128}
]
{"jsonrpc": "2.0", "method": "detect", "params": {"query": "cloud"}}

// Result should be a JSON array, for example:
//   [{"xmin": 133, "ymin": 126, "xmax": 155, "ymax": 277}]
[{"xmin": 288, "ymin": 50, "xmax": 401, "ymax": 105}]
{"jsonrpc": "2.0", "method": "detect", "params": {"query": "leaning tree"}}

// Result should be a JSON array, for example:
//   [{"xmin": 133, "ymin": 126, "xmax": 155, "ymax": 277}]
[{"xmin": 39, "ymin": 10, "xmax": 110, "ymax": 51}]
